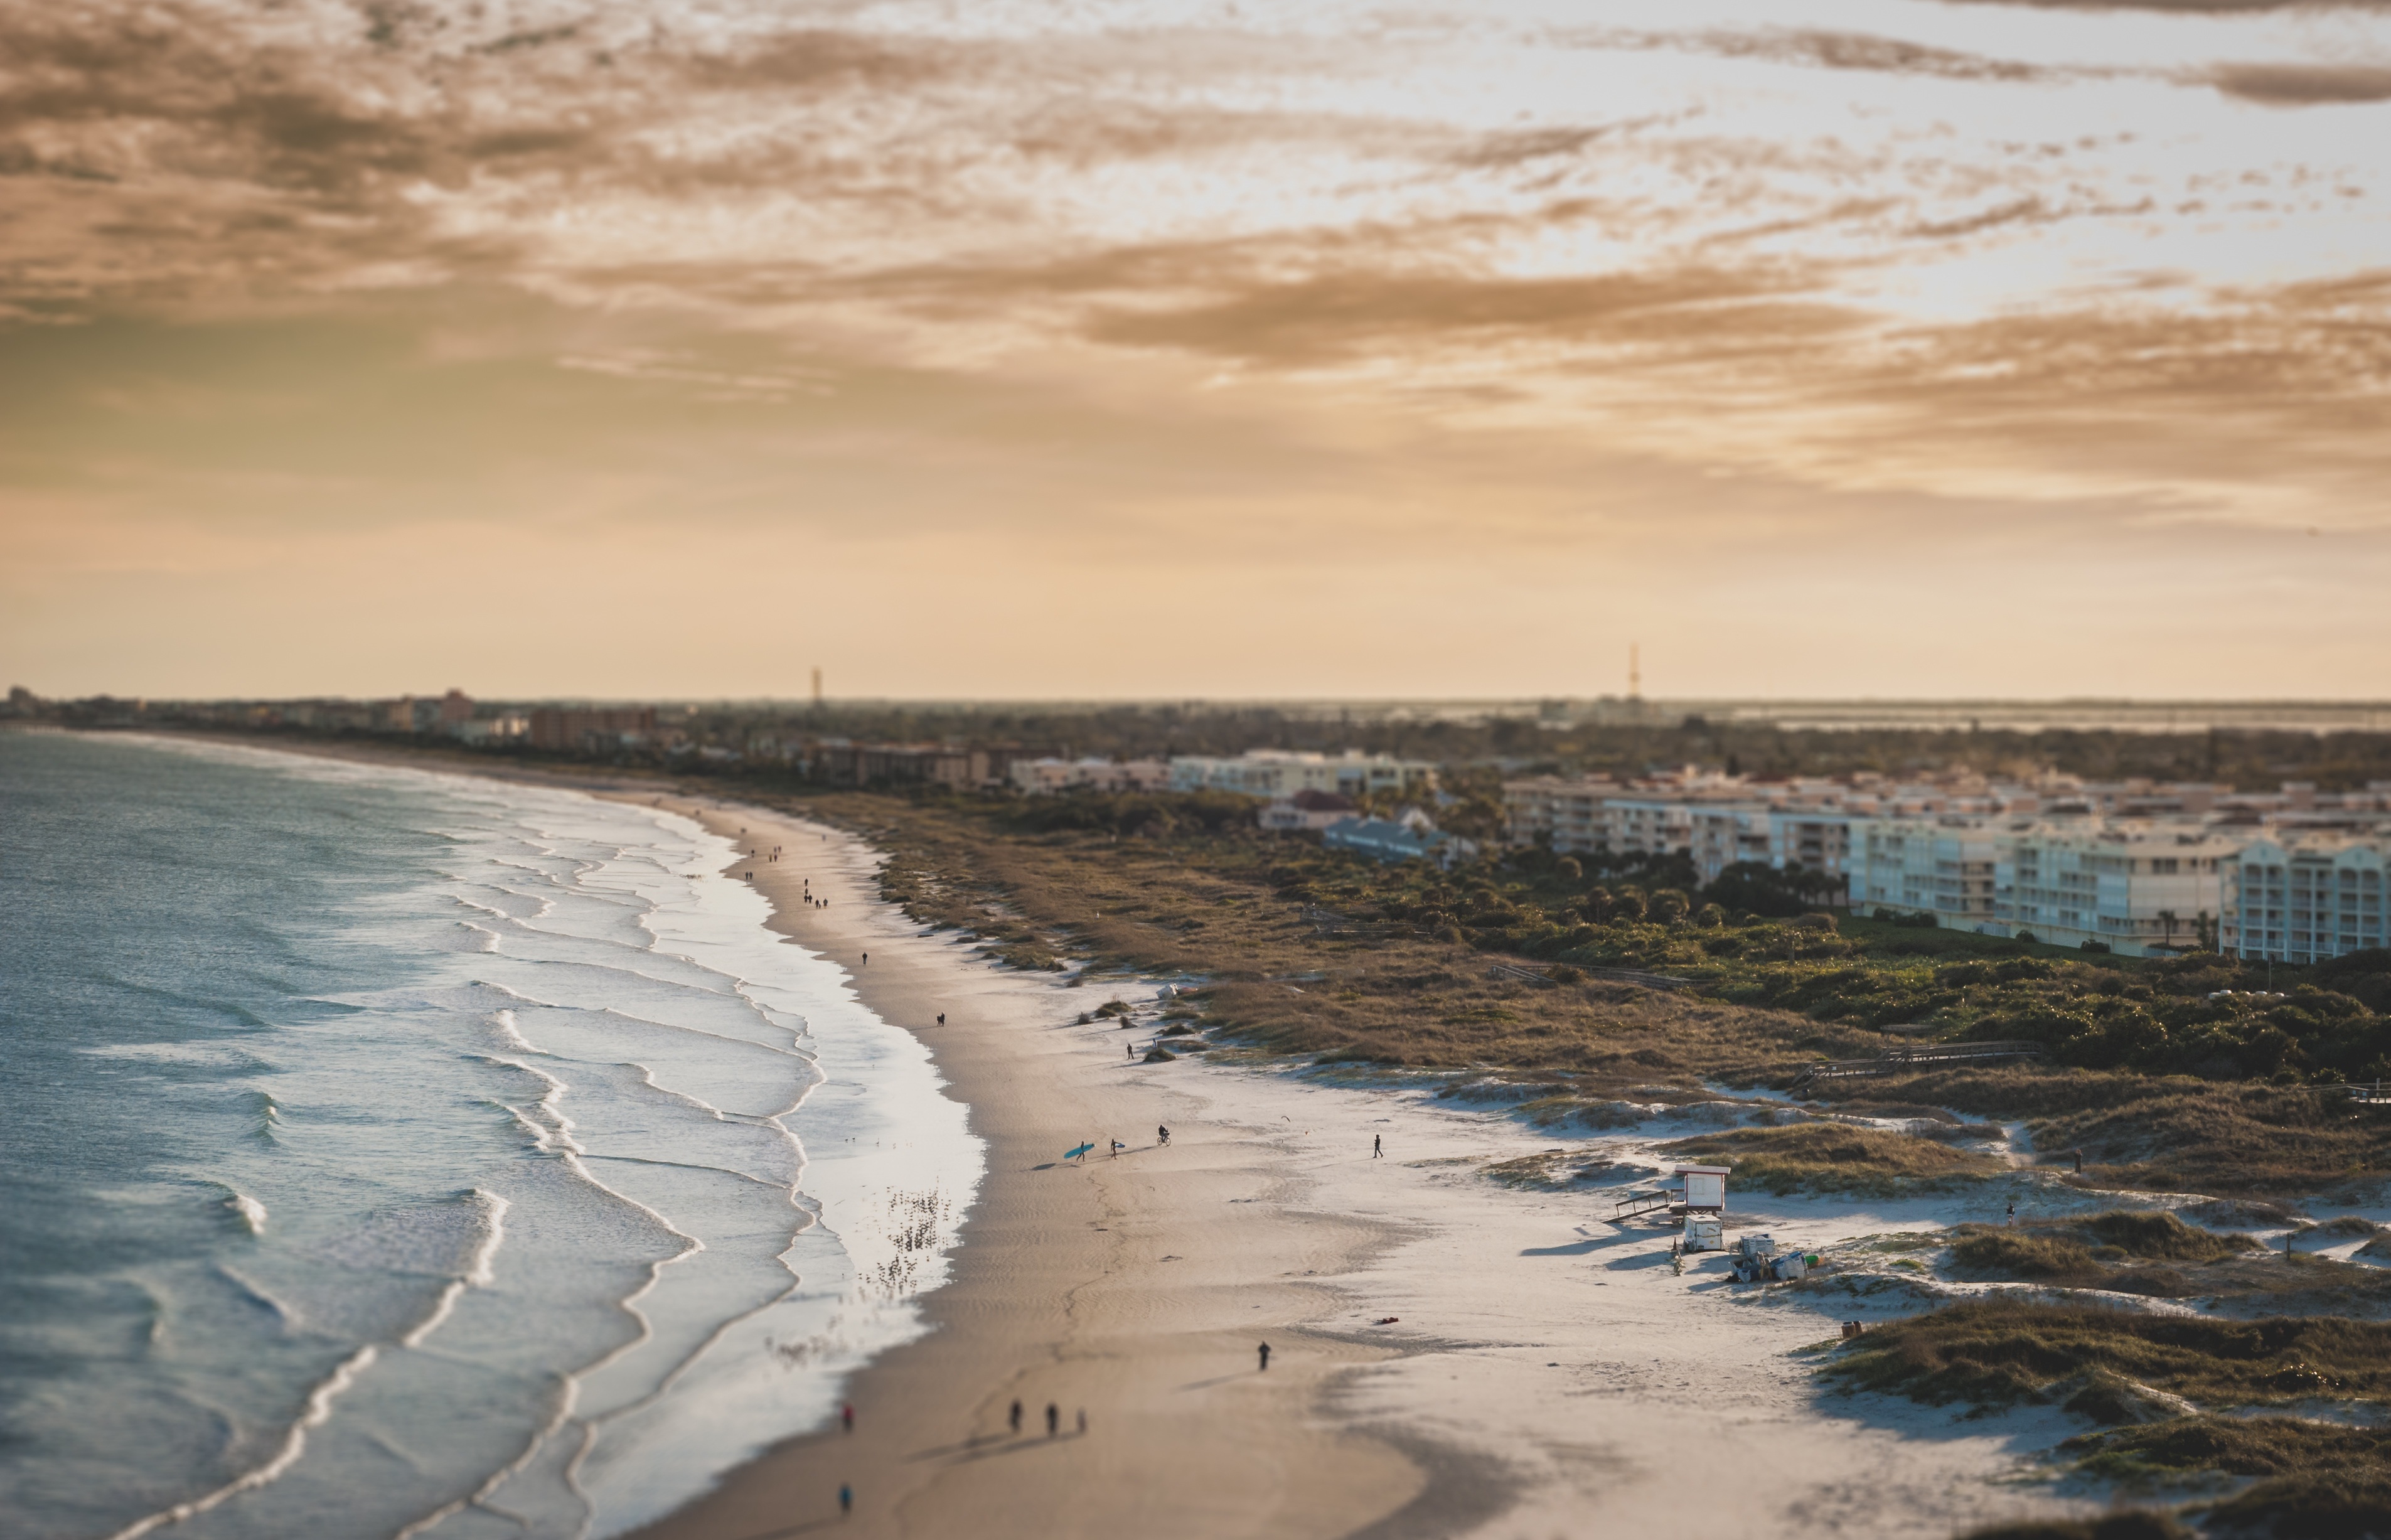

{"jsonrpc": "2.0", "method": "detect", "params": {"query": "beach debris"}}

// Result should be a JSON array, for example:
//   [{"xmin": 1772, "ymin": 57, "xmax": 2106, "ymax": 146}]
[
  {"xmin": 1376, "ymin": 1317, "xmax": 1401, "ymax": 1325},
  {"xmin": 1841, "ymin": 1321, "xmax": 1867, "ymax": 1340},
  {"xmin": 1684, "ymin": 1217, "xmax": 1725, "ymax": 1253}
]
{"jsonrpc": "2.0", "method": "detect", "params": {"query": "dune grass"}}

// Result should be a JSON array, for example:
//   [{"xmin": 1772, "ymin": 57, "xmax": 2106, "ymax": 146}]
[
  {"xmin": 1656, "ymin": 1123, "xmax": 2005, "ymax": 1195},
  {"xmin": 1829, "ymin": 1066, "xmax": 2391, "ymax": 1197},
  {"xmin": 734, "ymin": 789, "xmax": 2391, "ymax": 1197},
  {"xmin": 1961, "ymin": 1517, "xmax": 2186, "ymax": 1540},
  {"xmin": 1947, "ymin": 1212, "xmax": 2266, "ymax": 1296},
  {"xmin": 2067, "ymin": 1418, "xmax": 2391, "ymax": 1539},
  {"xmin": 1823, "ymin": 1298, "xmax": 2391, "ymax": 1413}
]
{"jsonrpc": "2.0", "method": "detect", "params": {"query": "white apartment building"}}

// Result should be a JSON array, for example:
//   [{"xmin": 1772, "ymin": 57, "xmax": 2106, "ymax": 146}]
[
  {"xmin": 1848, "ymin": 816, "xmax": 2004, "ymax": 926},
  {"xmin": 1170, "ymin": 751, "xmax": 1438, "ymax": 799},
  {"xmin": 1504, "ymin": 776, "xmax": 1623, "ymax": 854},
  {"xmin": 2225, "ymin": 835, "xmax": 2391, "ymax": 964},
  {"xmin": 1504, "ymin": 774, "xmax": 1860, "ymax": 885},
  {"xmin": 2000, "ymin": 824, "xmax": 2233, "ymax": 953},
  {"xmin": 1010, "ymin": 757, "xmax": 1171, "ymax": 795},
  {"xmin": 1770, "ymin": 811, "xmax": 1859, "ymax": 887}
]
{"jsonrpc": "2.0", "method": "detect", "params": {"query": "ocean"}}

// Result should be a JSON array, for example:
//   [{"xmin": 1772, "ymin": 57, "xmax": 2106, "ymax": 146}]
[{"xmin": 0, "ymin": 731, "xmax": 983, "ymax": 1540}]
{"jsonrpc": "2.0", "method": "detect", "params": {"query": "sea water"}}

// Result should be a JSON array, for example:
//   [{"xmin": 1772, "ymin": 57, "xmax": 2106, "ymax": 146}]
[{"xmin": 0, "ymin": 732, "xmax": 982, "ymax": 1540}]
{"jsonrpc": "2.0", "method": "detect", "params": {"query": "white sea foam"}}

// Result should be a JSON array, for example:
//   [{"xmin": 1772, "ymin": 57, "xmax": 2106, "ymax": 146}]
[{"xmin": 225, "ymin": 1190, "xmax": 267, "ymax": 1236}]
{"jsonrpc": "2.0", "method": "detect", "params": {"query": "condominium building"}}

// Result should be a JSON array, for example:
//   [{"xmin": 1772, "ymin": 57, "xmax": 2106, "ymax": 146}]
[
  {"xmin": 1848, "ymin": 816, "xmax": 2004, "ymax": 926},
  {"xmin": 2225, "ymin": 835, "xmax": 2391, "ymax": 964},
  {"xmin": 529, "ymin": 705, "xmax": 658, "ymax": 751},
  {"xmin": 1503, "ymin": 773, "xmax": 1859, "ymax": 885},
  {"xmin": 1008, "ymin": 757, "xmax": 1172, "ymax": 795},
  {"xmin": 2000, "ymin": 824, "xmax": 2234, "ymax": 953},
  {"xmin": 1169, "ymin": 751, "xmax": 1438, "ymax": 800},
  {"xmin": 1502, "ymin": 776, "xmax": 1623, "ymax": 853}
]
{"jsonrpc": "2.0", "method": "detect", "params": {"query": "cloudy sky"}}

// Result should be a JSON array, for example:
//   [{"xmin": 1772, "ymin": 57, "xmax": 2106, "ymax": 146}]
[{"xmin": 3, "ymin": 0, "xmax": 2387, "ymax": 701}]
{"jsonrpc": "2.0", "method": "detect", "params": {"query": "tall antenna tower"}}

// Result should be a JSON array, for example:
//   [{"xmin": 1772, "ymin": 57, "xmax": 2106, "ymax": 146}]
[
  {"xmin": 1628, "ymin": 643, "xmax": 1642, "ymax": 703},
  {"xmin": 810, "ymin": 666, "xmax": 823, "ymax": 709}
]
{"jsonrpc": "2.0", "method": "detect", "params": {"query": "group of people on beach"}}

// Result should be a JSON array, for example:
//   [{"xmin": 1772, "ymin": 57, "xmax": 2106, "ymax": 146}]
[{"xmin": 1007, "ymin": 1399, "xmax": 1088, "ymax": 1438}]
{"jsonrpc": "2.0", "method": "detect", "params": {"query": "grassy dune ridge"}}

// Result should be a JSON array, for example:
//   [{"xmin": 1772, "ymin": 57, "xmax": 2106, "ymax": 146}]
[{"xmin": 759, "ymin": 787, "xmax": 2391, "ymax": 1197}]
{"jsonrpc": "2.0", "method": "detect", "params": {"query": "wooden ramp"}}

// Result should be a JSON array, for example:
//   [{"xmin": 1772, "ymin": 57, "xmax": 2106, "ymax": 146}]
[{"xmin": 1612, "ymin": 1189, "xmax": 1676, "ymax": 1222}]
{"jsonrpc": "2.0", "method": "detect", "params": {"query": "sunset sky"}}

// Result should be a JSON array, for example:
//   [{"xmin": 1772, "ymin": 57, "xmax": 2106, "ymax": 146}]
[{"xmin": 3, "ymin": 0, "xmax": 2387, "ymax": 701}]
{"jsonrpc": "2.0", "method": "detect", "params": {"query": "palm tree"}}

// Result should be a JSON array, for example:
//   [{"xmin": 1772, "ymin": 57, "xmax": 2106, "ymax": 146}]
[{"xmin": 2157, "ymin": 909, "xmax": 2179, "ymax": 949}]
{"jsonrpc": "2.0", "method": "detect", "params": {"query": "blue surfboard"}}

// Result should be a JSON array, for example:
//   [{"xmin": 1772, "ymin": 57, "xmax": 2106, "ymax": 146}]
[{"xmin": 1065, "ymin": 1142, "xmax": 1096, "ymax": 1160}]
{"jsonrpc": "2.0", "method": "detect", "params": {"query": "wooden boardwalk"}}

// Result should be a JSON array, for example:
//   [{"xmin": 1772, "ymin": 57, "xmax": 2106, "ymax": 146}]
[{"xmin": 1788, "ymin": 1040, "xmax": 2046, "ymax": 1094}]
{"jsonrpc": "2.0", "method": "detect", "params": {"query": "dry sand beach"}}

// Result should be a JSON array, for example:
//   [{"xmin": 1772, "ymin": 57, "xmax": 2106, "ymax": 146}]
[{"xmin": 618, "ymin": 794, "xmax": 2106, "ymax": 1540}]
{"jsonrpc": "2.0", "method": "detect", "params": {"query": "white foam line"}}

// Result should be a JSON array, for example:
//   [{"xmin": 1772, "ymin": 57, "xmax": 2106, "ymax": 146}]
[
  {"xmin": 567, "ymin": 1003, "xmax": 815, "ymax": 1064},
  {"xmin": 580, "ymin": 1153, "xmax": 789, "ymax": 1189},
  {"xmin": 391, "ymin": 1372, "xmax": 583, "ymax": 1540},
  {"xmin": 399, "ymin": 1190, "xmax": 510, "ymax": 1349},
  {"xmin": 104, "ymin": 1344, "xmax": 381, "ymax": 1540},
  {"xmin": 560, "ymin": 1263, "xmax": 811, "ymax": 1526}
]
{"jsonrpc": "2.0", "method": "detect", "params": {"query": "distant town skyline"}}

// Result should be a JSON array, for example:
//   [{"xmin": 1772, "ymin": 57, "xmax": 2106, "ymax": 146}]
[{"xmin": 3, "ymin": 0, "xmax": 2387, "ymax": 698}]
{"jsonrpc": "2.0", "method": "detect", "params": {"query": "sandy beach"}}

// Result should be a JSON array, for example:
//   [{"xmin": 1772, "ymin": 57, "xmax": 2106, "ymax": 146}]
[
  {"xmin": 146, "ymin": 740, "xmax": 2129, "ymax": 1539},
  {"xmin": 615, "ymin": 793, "xmax": 2103, "ymax": 1540}
]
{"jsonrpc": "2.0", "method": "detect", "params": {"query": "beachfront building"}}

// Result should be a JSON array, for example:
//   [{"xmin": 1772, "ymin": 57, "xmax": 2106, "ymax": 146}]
[
  {"xmin": 1260, "ymin": 789, "xmax": 1359, "ymax": 831},
  {"xmin": 1769, "ymin": 811, "xmax": 1859, "ymax": 889},
  {"xmin": 805, "ymin": 741, "xmax": 990, "ymax": 791},
  {"xmin": 1998, "ymin": 823, "xmax": 2233, "ymax": 953},
  {"xmin": 1848, "ymin": 816, "xmax": 2004, "ymax": 926},
  {"xmin": 1008, "ymin": 756, "xmax": 1171, "ymax": 795},
  {"xmin": 1502, "ymin": 775, "xmax": 1623, "ymax": 854},
  {"xmin": 1169, "ymin": 750, "xmax": 1438, "ymax": 800},
  {"xmin": 2224, "ymin": 835, "xmax": 2391, "ymax": 964},
  {"xmin": 1502, "ymin": 773, "xmax": 1861, "ymax": 886},
  {"xmin": 530, "ymin": 705, "xmax": 659, "ymax": 752}
]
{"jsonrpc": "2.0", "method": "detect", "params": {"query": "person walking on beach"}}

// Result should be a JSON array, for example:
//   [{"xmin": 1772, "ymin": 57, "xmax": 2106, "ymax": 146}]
[
  {"xmin": 838, "ymin": 1482, "xmax": 852, "ymax": 1517},
  {"xmin": 862, "ymin": 952, "xmax": 868, "ymax": 965},
  {"xmin": 1046, "ymin": 1403, "xmax": 1059, "ymax": 1437},
  {"xmin": 2005, "ymin": 1200, "xmax": 2016, "ymax": 1226},
  {"xmin": 1110, "ymin": 1139, "xmax": 1124, "ymax": 1157},
  {"xmin": 1372, "ymin": 1135, "xmax": 1383, "ymax": 1158},
  {"xmin": 1158, "ymin": 1125, "xmax": 1170, "ymax": 1145},
  {"xmin": 840, "ymin": 1402, "xmax": 853, "ymax": 1433},
  {"xmin": 1126, "ymin": 1041, "xmax": 1135, "ymax": 1060},
  {"xmin": 1009, "ymin": 1399, "xmax": 1022, "ymax": 1435},
  {"xmin": 1258, "ymin": 1342, "xmax": 1271, "ymax": 1372}
]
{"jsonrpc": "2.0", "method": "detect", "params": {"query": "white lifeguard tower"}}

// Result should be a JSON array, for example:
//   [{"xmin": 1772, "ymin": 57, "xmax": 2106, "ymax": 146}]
[
  {"xmin": 1608, "ymin": 1163, "xmax": 1733, "ymax": 1246},
  {"xmin": 1675, "ymin": 1164, "xmax": 1729, "ymax": 1216},
  {"xmin": 1674, "ymin": 1164, "xmax": 1730, "ymax": 1251}
]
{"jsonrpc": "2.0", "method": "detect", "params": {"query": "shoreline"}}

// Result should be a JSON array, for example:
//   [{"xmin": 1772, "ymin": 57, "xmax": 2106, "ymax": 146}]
[
  {"xmin": 109, "ymin": 732, "xmax": 2123, "ymax": 1537},
  {"xmin": 132, "ymin": 734, "xmax": 1440, "ymax": 1536},
  {"xmin": 626, "ymin": 793, "xmax": 1436, "ymax": 1539}
]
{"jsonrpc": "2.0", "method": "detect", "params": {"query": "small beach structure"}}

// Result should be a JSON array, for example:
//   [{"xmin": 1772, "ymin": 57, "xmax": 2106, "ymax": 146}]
[
  {"xmin": 1675, "ymin": 1165, "xmax": 1729, "ymax": 1216},
  {"xmin": 1610, "ymin": 1163, "xmax": 1732, "ymax": 1226}
]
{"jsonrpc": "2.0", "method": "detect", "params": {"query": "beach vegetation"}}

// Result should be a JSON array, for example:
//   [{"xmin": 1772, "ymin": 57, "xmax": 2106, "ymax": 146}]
[
  {"xmin": 2063, "ymin": 1418, "xmax": 2391, "ymax": 1537},
  {"xmin": 1959, "ymin": 1515, "xmax": 2186, "ymax": 1540},
  {"xmin": 1654, "ymin": 1123, "xmax": 2004, "ymax": 1195},
  {"xmin": 1822, "ymin": 1298, "xmax": 2391, "ymax": 1414}
]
